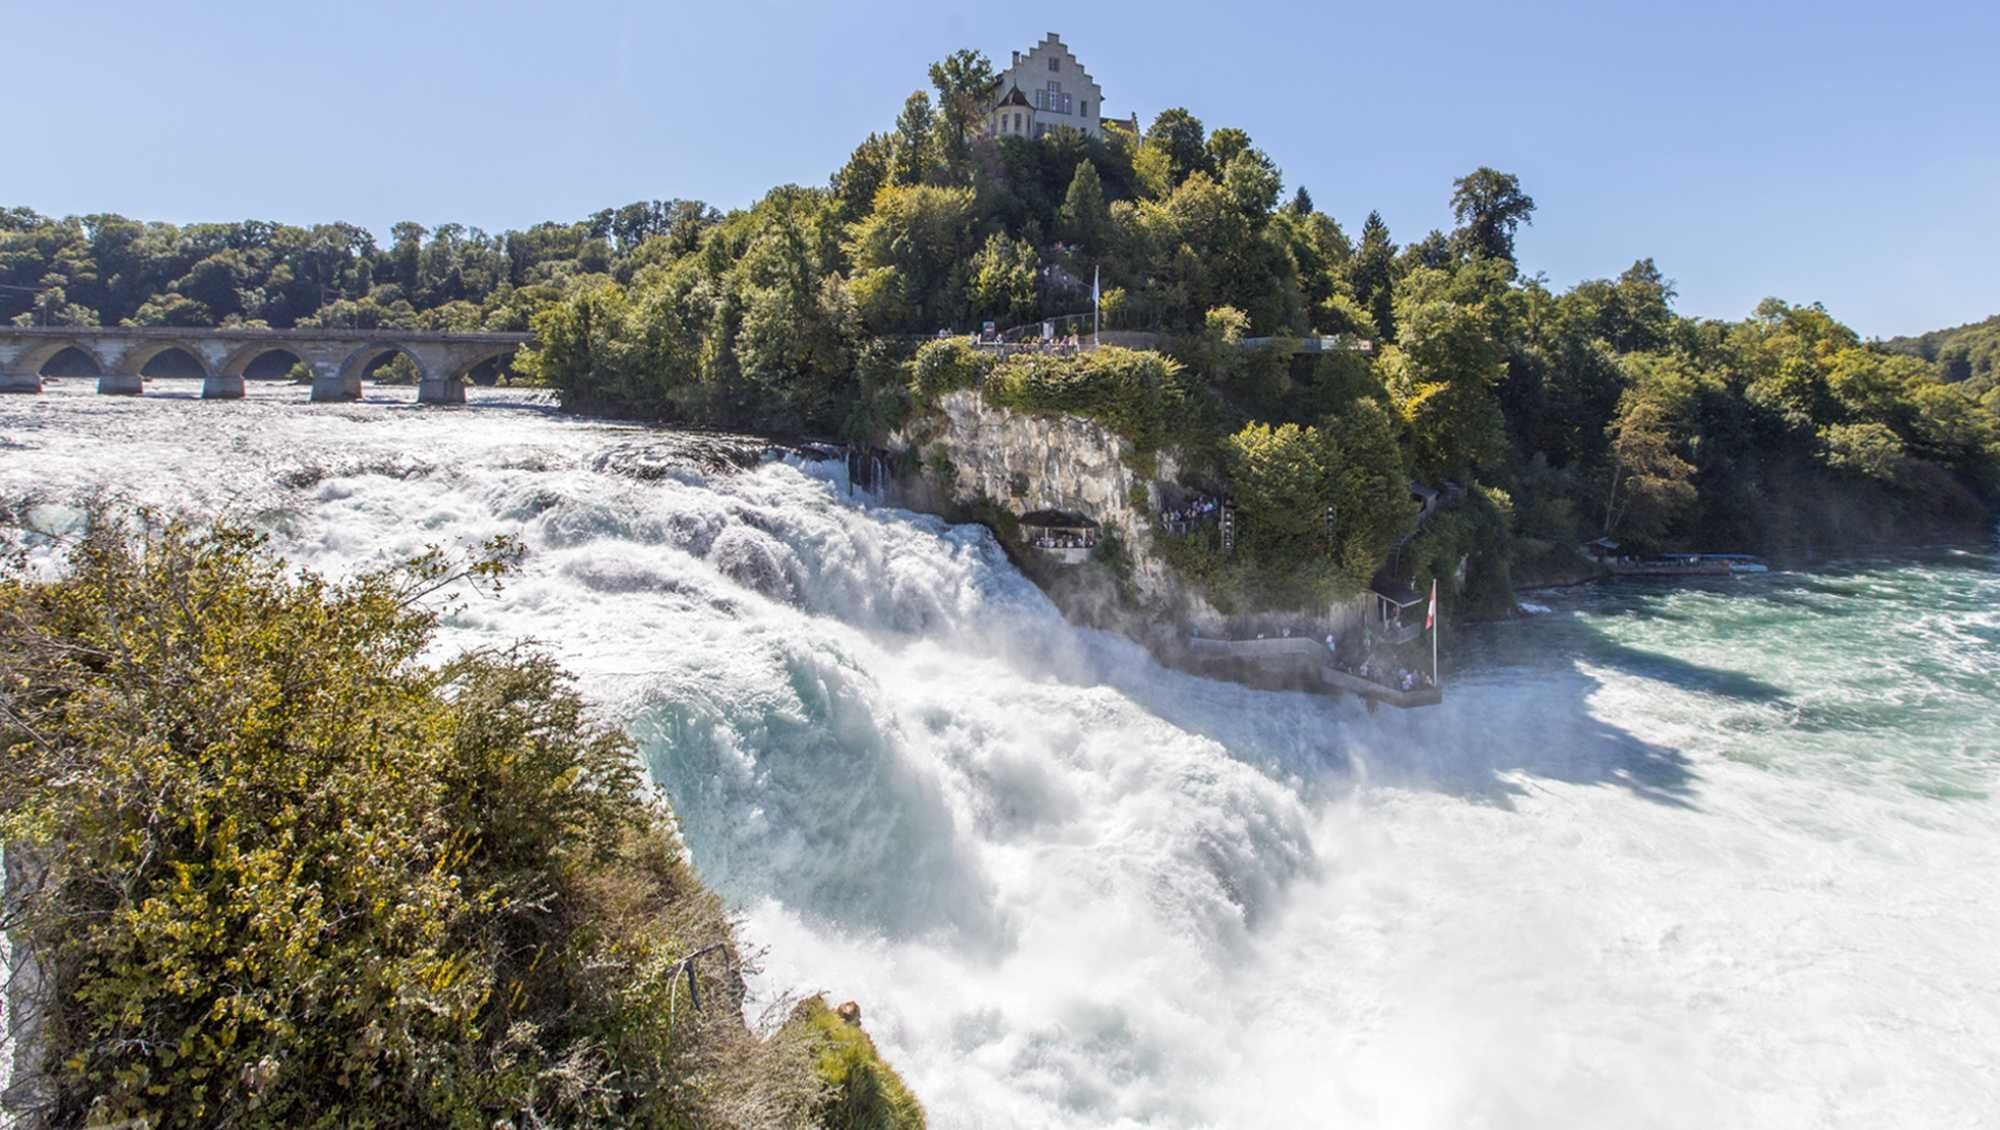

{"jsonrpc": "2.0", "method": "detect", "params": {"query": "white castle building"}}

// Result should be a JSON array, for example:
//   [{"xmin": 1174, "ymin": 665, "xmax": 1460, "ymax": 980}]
[{"xmin": 986, "ymin": 33, "xmax": 1113, "ymax": 141}]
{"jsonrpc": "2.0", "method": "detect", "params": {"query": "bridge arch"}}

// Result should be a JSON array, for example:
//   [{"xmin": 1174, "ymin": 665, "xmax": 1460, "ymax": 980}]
[
  {"xmin": 120, "ymin": 341, "xmax": 215, "ymax": 379},
  {"xmin": 219, "ymin": 343, "xmax": 308, "ymax": 380},
  {"xmin": 20, "ymin": 339, "xmax": 109, "ymax": 377},
  {"xmin": 338, "ymin": 342, "xmax": 431, "ymax": 386},
  {"xmin": 454, "ymin": 344, "xmax": 523, "ymax": 386}
]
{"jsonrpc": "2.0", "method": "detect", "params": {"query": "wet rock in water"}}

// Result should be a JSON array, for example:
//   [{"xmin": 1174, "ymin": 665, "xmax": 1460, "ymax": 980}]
[
  {"xmin": 592, "ymin": 434, "xmax": 773, "ymax": 481},
  {"xmin": 836, "ymin": 1000, "xmax": 862, "ymax": 1026},
  {"xmin": 706, "ymin": 525, "xmax": 800, "ymax": 602}
]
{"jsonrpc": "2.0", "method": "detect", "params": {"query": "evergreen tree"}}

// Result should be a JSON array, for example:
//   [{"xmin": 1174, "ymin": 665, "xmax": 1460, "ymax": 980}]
[
  {"xmin": 890, "ymin": 91, "xmax": 938, "ymax": 187},
  {"xmin": 1058, "ymin": 159, "xmax": 1110, "ymax": 255},
  {"xmin": 1290, "ymin": 186, "xmax": 1314, "ymax": 216},
  {"xmin": 1351, "ymin": 211, "xmax": 1398, "ymax": 342}
]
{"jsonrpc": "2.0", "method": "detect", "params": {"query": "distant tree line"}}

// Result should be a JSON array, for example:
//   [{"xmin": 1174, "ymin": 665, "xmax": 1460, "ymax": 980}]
[
  {"xmin": 0, "ymin": 200, "xmax": 718, "ymax": 332},
  {"xmin": 1882, "ymin": 313, "xmax": 2000, "ymax": 402}
]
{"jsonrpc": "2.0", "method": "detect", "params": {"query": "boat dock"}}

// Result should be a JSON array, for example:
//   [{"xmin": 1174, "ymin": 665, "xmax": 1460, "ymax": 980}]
[{"xmin": 1586, "ymin": 540, "xmax": 1769, "ymax": 578}]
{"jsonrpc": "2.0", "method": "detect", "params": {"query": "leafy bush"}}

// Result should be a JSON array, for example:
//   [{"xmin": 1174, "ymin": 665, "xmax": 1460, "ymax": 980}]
[
  {"xmin": 790, "ymin": 997, "xmax": 925, "ymax": 1130},
  {"xmin": 0, "ymin": 519, "xmax": 842, "ymax": 1129},
  {"xmin": 907, "ymin": 337, "xmax": 994, "ymax": 407},
  {"xmin": 982, "ymin": 346, "xmax": 1208, "ymax": 460}
]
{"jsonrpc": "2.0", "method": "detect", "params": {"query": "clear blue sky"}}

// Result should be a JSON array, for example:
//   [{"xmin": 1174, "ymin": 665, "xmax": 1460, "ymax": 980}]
[{"xmin": 9, "ymin": 0, "xmax": 1996, "ymax": 337}]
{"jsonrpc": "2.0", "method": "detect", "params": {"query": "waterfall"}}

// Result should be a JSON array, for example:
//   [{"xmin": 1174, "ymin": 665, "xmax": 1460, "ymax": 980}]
[{"xmin": 6, "ymin": 384, "xmax": 1999, "ymax": 1129}]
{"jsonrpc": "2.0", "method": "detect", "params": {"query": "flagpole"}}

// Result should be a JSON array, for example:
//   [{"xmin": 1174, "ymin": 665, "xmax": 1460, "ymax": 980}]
[{"xmin": 1431, "ymin": 579, "xmax": 1440, "ymax": 689}]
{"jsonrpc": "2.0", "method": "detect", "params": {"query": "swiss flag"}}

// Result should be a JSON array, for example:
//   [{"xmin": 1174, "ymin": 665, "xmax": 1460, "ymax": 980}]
[{"xmin": 1425, "ymin": 579, "xmax": 1437, "ymax": 631}]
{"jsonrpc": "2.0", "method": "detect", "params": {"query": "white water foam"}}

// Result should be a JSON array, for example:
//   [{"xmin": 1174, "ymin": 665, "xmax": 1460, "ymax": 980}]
[{"xmin": 5, "ymin": 384, "xmax": 1998, "ymax": 1128}]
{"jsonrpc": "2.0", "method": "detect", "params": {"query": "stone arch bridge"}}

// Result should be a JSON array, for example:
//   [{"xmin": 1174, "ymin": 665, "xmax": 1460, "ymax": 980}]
[{"xmin": 0, "ymin": 326, "xmax": 534, "ymax": 402}]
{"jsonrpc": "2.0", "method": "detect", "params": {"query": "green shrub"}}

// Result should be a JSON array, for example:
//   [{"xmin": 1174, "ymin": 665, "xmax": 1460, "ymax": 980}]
[
  {"xmin": 981, "ymin": 347, "xmax": 1207, "ymax": 460},
  {"xmin": 790, "ymin": 997, "xmax": 924, "ymax": 1130},
  {"xmin": 907, "ymin": 337, "xmax": 994, "ymax": 407},
  {"xmin": 0, "ymin": 518, "xmax": 833, "ymax": 1129}
]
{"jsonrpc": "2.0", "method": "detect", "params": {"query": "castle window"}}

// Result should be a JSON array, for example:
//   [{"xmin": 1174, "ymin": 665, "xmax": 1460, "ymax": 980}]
[
  {"xmin": 1048, "ymin": 55, "xmax": 1059, "ymax": 72},
  {"xmin": 1081, "ymin": 101, "xmax": 1089, "ymax": 117}
]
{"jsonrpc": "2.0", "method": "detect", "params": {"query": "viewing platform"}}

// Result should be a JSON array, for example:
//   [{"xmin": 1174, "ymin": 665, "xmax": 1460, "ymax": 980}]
[
  {"xmin": 1181, "ymin": 634, "xmax": 1441, "ymax": 709},
  {"xmin": 1020, "ymin": 510, "xmax": 1099, "ymax": 565}
]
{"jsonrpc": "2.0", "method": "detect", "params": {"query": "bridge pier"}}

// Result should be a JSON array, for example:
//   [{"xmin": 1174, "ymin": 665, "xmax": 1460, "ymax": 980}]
[
  {"xmin": 310, "ymin": 373, "xmax": 362, "ymax": 402},
  {"xmin": 0, "ymin": 372, "xmax": 41, "ymax": 393},
  {"xmin": 417, "ymin": 376, "xmax": 465, "ymax": 405},
  {"xmin": 97, "ymin": 373, "xmax": 144, "ymax": 396},
  {"xmin": 202, "ymin": 374, "xmax": 245, "ymax": 399}
]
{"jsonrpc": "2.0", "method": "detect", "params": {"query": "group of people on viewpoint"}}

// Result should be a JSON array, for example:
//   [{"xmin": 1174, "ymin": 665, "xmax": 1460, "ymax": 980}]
[
  {"xmin": 1161, "ymin": 493, "xmax": 1220, "ymax": 535},
  {"xmin": 1031, "ymin": 530, "xmax": 1096, "ymax": 550},
  {"xmin": 1020, "ymin": 332, "xmax": 1087, "ymax": 356},
  {"xmin": 967, "ymin": 327, "xmax": 1089, "ymax": 357},
  {"xmin": 1354, "ymin": 658, "xmax": 1434, "ymax": 693}
]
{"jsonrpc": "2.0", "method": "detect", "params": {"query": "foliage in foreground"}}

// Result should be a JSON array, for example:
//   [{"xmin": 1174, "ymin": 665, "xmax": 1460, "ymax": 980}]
[
  {"xmin": 789, "ymin": 998, "xmax": 925, "ymax": 1130},
  {"xmin": 0, "ymin": 520, "xmax": 907, "ymax": 1129}
]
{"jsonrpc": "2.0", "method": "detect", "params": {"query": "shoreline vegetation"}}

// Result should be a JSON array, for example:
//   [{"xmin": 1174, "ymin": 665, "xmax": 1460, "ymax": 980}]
[{"xmin": 0, "ymin": 518, "xmax": 922, "ymax": 1129}]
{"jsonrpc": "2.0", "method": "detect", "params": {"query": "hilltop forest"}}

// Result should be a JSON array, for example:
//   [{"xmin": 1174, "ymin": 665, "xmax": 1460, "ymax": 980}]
[{"xmin": 7, "ymin": 46, "xmax": 1998, "ymax": 612}]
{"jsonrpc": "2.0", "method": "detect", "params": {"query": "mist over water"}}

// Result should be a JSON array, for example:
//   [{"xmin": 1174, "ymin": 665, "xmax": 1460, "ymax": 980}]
[{"xmin": 6, "ymin": 384, "xmax": 1998, "ymax": 1128}]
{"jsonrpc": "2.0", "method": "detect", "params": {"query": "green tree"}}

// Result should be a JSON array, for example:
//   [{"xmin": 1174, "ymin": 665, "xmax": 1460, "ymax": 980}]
[
  {"xmin": 832, "ymin": 134, "xmax": 895, "ymax": 225},
  {"xmin": 1141, "ymin": 108, "xmax": 1211, "ymax": 188},
  {"xmin": 844, "ymin": 183, "xmax": 978, "ymax": 332},
  {"xmin": 131, "ymin": 291, "xmax": 214, "ymax": 326},
  {"xmin": 1057, "ymin": 159, "xmax": 1111, "ymax": 255},
  {"xmin": 1448, "ymin": 167, "xmax": 1536, "ymax": 264},
  {"xmin": 1323, "ymin": 398, "xmax": 1416, "ymax": 581},
  {"xmin": 1221, "ymin": 149, "xmax": 1282, "ymax": 219},
  {"xmin": 1350, "ymin": 211, "xmax": 1397, "ymax": 342},
  {"xmin": 1382, "ymin": 265, "xmax": 1512, "ymax": 480},
  {"xmin": 1204, "ymin": 126, "xmax": 1252, "ymax": 170},
  {"xmin": 1820, "ymin": 421, "xmax": 1907, "ymax": 482},
  {"xmin": 1604, "ymin": 382, "xmax": 1698, "ymax": 542},
  {"xmin": 927, "ymin": 49, "xmax": 997, "ymax": 180},
  {"xmin": 890, "ymin": 91, "xmax": 939, "ymax": 187},
  {"xmin": 968, "ymin": 232, "xmax": 1040, "ymax": 324}
]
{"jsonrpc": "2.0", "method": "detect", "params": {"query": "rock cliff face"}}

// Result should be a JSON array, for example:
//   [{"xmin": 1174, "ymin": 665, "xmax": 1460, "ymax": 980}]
[{"xmin": 888, "ymin": 390, "xmax": 1187, "ymax": 608}]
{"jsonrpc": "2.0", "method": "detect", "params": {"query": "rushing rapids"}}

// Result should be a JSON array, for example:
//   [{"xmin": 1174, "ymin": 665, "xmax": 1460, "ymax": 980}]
[{"xmin": 5, "ymin": 382, "xmax": 1998, "ymax": 1128}]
